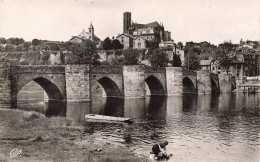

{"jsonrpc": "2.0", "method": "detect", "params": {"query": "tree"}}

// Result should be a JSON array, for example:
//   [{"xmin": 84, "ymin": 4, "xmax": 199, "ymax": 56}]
[
  {"xmin": 145, "ymin": 39, "xmax": 159, "ymax": 49},
  {"xmin": 0, "ymin": 38, "xmax": 6, "ymax": 44},
  {"xmin": 111, "ymin": 57, "xmax": 125, "ymax": 65},
  {"xmin": 219, "ymin": 56, "xmax": 231, "ymax": 73},
  {"xmin": 66, "ymin": 40, "xmax": 100, "ymax": 65},
  {"xmin": 184, "ymin": 53, "xmax": 200, "ymax": 70},
  {"xmin": 123, "ymin": 49, "xmax": 140, "ymax": 65},
  {"xmin": 6, "ymin": 38, "xmax": 24, "ymax": 46},
  {"xmin": 23, "ymin": 42, "xmax": 31, "ymax": 51},
  {"xmin": 103, "ymin": 37, "xmax": 112, "ymax": 50},
  {"xmin": 148, "ymin": 49, "xmax": 169, "ymax": 67},
  {"xmin": 112, "ymin": 39, "xmax": 124, "ymax": 49},
  {"xmin": 172, "ymin": 54, "xmax": 182, "ymax": 67},
  {"xmin": 32, "ymin": 39, "xmax": 40, "ymax": 46},
  {"xmin": 177, "ymin": 42, "xmax": 183, "ymax": 49},
  {"xmin": 5, "ymin": 44, "xmax": 15, "ymax": 52},
  {"xmin": 15, "ymin": 44, "xmax": 24, "ymax": 51}
]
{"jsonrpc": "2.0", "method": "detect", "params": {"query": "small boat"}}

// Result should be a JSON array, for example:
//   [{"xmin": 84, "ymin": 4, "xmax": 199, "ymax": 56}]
[{"xmin": 85, "ymin": 114, "xmax": 133, "ymax": 123}]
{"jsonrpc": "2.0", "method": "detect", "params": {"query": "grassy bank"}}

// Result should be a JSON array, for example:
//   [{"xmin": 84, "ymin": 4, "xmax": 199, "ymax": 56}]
[{"xmin": 0, "ymin": 108, "xmax": 144, "ymax": 162}]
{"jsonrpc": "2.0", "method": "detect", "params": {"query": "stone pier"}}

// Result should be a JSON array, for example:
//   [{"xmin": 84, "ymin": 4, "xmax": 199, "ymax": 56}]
[
  {"xmin": 0, "ymin": 59, "xmax": 13, "ymax": 108},
  {"xmin": 65, "ymin": 65, "xmax": 91, "ymax": 102},
  {"xmin": 219, "ymin": 73, "xmax": 232, "ymax": 93},
  {"xmin": 123, "ymin": 65, "xmax": 145, "ymax": 98},
  {"xmin": 165, "ymin": 67, "xmax": 183, "ymax": 95},
  {"xmin": 197, "ymin": 70, "xmax": 212, "ymax": 94}
]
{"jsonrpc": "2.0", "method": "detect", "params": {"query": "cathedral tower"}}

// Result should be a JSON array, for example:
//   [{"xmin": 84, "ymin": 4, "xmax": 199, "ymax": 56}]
[{"xmin": 123, "ymin": 12, "xmax": 131, "ymax": 34}]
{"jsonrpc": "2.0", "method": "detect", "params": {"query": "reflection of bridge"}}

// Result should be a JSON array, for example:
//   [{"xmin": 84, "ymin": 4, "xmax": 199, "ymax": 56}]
[{"xmin": 0, "ymin": 59, "xmax": 235, "ymax": 108}]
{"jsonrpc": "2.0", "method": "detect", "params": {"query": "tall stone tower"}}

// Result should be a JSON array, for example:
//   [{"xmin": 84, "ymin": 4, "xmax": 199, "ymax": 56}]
[
  {"xmin": 123, "ymin": 12, "xmax": 131, "ymax": 34},
  {"xmin": 88, "ymin": 22, "xmax": 94, "ymax": 41}
]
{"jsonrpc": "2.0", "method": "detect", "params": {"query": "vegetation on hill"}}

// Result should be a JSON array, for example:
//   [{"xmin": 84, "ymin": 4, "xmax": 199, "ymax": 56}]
[
  {"xmin": 146, "ymin": 49, "xmax": 169, "ymax": 67},
  {"xmin": 103, "ymin": 37, "xmax": 124, "ymax": 50},
  {"xmin": 65, "ymin": 40, "xmax": 101, "ymax": 65}
]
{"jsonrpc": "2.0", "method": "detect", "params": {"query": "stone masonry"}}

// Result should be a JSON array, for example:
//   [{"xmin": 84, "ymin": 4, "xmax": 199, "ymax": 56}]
[
  {"xmin": 65, "ymin": 65, "xmax": 90, "ymax": 102},
  {"xmin": 0, "ymin": 59, "xmax": 12, "ymax": 108},
  {"xmin": 123, "ymin": 65, "xmax": 145, "ymax": 98},
  {"xmin": 0, "ymin": 63, "xmax": 234, "ymax": 108},
  {"xmin": 219, "ymin": 73, "xmax": 232, "ymax": 93},
  {"xmin": 166, "ymin": 67, "xmax": 183, "ymax": 95},
  {"xmin": 197, "ymin": 70, "xmax": 212, "ymax": 94}
]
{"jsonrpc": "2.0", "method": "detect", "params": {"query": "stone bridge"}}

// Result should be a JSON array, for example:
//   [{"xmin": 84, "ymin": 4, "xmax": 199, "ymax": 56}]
[{"xmin": 0, "ymin": 60, "xmax": 233, "ymax": 108}]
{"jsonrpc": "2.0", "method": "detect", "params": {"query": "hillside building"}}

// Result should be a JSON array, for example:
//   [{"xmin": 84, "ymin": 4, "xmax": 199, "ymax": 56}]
[
  {"xmin": 116, "ymin": 33, "xmax": 133, "ymax": 49},
  {"xmin": 70, "ymin": 22, "xmax": 100, "ymax": 44},
  {"xmin": 122, "ymin": 12, "xmax": 171, "ymax": 49}
]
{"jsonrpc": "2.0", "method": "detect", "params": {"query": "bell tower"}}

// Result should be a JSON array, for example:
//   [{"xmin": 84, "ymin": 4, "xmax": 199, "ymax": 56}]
[
  {"xmin": 88, "ymin": 22, "xmax": 94, "ymax": 41},
  {"xmin": 123, "ymin": 12, "xmax": 131, "ymax": 34}
]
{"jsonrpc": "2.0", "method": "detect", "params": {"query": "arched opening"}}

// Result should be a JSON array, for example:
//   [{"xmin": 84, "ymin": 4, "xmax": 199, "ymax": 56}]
[
  {"xmin": 17, "ymin": 77, "xmax": 65, "ymax": 101},
  {"xmin": 183, "ymin": 77, "xmax": 196, "ymax": 93},
  {"xmin": 17, "ymin": 77, "xmax": 66, "ymax": 116},
  {"xmin": 211, "ymin": 79, "xmax": 219, "ymax": 93},
  {"xmin": 97, "ymin": 77, "xmax": 123, "ymax": 97},
  {"xmin": 145, "ymin": 76, "xmax": 165, "ymax": 95},
  {"xmin": 33, "ymin": 77, "xmax": 64, "ymax": 100}
]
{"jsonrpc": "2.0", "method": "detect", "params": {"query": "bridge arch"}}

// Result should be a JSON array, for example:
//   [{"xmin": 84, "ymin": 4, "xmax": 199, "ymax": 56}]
[
  {"xmin": 145, "ymin": 75, "xmax": 165, "ymax": 95},
  {"xmin": 17, "ymin": 77, "xmax": 65, "ymax": 101},
  {"xmin": 96, "ymin": 77, "xmax": 123, "ymax": 97},
  {"xmin": 211, "ymin": 78, "xmax": 219, "ymax": 93},
  {"xmin": 183, "ymin": 77, "xmax": 196, "ymax": 93}
]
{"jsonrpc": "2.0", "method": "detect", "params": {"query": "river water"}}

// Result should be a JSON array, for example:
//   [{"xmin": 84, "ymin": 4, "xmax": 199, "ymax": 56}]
[{"xmin": 17, "ymin": 92, "xmax": 260, "ymax": 162}]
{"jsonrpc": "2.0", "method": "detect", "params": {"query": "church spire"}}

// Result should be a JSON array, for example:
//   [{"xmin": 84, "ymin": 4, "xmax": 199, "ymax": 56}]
[
  {"xmin": 88, "ymin": 22, "xmax": 94, "ymax": 41},
  {"xmin": 89, "ymin": 22, "xmax": 94, "ymax": 32}
]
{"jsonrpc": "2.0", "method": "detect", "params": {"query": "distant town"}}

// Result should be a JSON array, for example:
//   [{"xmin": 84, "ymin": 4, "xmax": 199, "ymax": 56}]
[{"xmin": 0, "ymin": 11, "xmax": 259, "ymax": 90}]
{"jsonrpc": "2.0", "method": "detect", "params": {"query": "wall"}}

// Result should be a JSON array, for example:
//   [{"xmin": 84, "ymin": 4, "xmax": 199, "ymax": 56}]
[
  {"xmin": 0, "ymin": 59, "xmax": 13, "ymax": 108},
  {"xmin": 197, "ymin": 70, "xmax": 211, "ymax": 94},
  {"xmin": 176, "ymin": 49, "xmax": 185, "ymax": 65},
  {"xmin": 65, "ymin": 65, "xmax": 90, "ymax": 102},
  {"xmin": 50, "ymin": 52, "xmax": 61, "ymax": 65},
  {"xmin": 116, "ymin": 35, "xmax": 133, "ymax": 49},
  {"xmin": 165, "ymin": 67, "xmax": 183, "ymax": 95},
  {"xmin": 133, "ymin": 38, "xmax": 146, "ymax": 49},
  {"xmin": 219, "ymin": 73, "xmax": 232, "ymax": 93},
  {"xmin": 123, "ymin": 65, "xmax": 145, "ymax": 98}
]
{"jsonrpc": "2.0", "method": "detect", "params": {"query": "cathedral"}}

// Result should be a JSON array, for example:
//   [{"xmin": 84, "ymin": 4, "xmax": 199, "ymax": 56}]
[
  {"xmin": 123, "ymin": 12, "xmax": 171, "ymax": 42},
  {"xmin": 118, "ymin": 12, "xmax": 171, "ymax": 49},
  {"xmin": 69, "ymin": 22, "xmax": 100, "ymax": 44}
]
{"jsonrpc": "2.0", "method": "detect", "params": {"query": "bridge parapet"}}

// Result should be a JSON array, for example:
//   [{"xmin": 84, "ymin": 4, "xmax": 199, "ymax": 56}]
[
  {"xmin": 183, "ymin": 70, "xmax": 197, "ymax": 76},
  {"xmin": 145, "ymin": 67, "xmax": 165, "ymax": 73},
  {"xmin": 91, "ymin": 65, "xmax": 122, "ymax": 74},
  {"xmin": 12, "ymin": 65, "xmax": 65, "ymax": 74}
]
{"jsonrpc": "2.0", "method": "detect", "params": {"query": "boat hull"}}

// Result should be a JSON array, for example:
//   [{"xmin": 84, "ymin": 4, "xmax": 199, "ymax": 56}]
[{"xmin": 85, "ymin": 114, "xmax": 133, "ymax": 123}]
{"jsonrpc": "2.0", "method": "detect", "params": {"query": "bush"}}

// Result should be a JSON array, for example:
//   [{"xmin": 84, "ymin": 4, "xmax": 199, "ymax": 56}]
[
  {"xmin": 102, "ymin": 61, "xmax": 110, "ymax": 65},
  {"xmin": 23, "ymin": 111, "xmax": 45, "ymax": 122},
  {"xmin": 147, "ymin": 49, "xmax": 169, "ymax": 67},
  {"xmin": 41, "ymin": 51, "xmax": 50, "ymax": 64},
  {"xmin": 184, "ymin": 53, "xmax": 200, "ymax": 70},
  {"xmin": 111, "ymin": 57, "xmax": 125, "ymax": 65},
  {"xmin": 123, "ymin": 49, "xmax": 140, "ymax": 65}
]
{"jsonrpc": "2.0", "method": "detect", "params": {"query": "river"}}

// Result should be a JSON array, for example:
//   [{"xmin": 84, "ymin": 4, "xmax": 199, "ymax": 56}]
[{"xmin": 17, "ymin": 92, "xmax": 260, "ymax": 162}]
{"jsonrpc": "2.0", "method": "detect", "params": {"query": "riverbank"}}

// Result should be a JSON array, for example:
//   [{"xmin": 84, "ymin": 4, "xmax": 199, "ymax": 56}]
[{"xmin": 0, "ymin": 108, "xmax": 145, "ymax": 162}]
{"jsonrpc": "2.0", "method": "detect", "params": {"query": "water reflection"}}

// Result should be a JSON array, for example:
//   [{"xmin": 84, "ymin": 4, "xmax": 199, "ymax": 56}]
[
  {"xmin": 17, "ymin": 93, "xmax": 260, "ymax": 162},
  {"xmin": 44, "ymin": 101, "xmax": 67, "ymax": 117}
]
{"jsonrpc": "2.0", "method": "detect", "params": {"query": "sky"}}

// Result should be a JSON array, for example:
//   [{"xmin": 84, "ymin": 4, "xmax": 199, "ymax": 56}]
[{"xmin": 0, "ymin": 0, "xmax": 259, "ymax": 45}]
